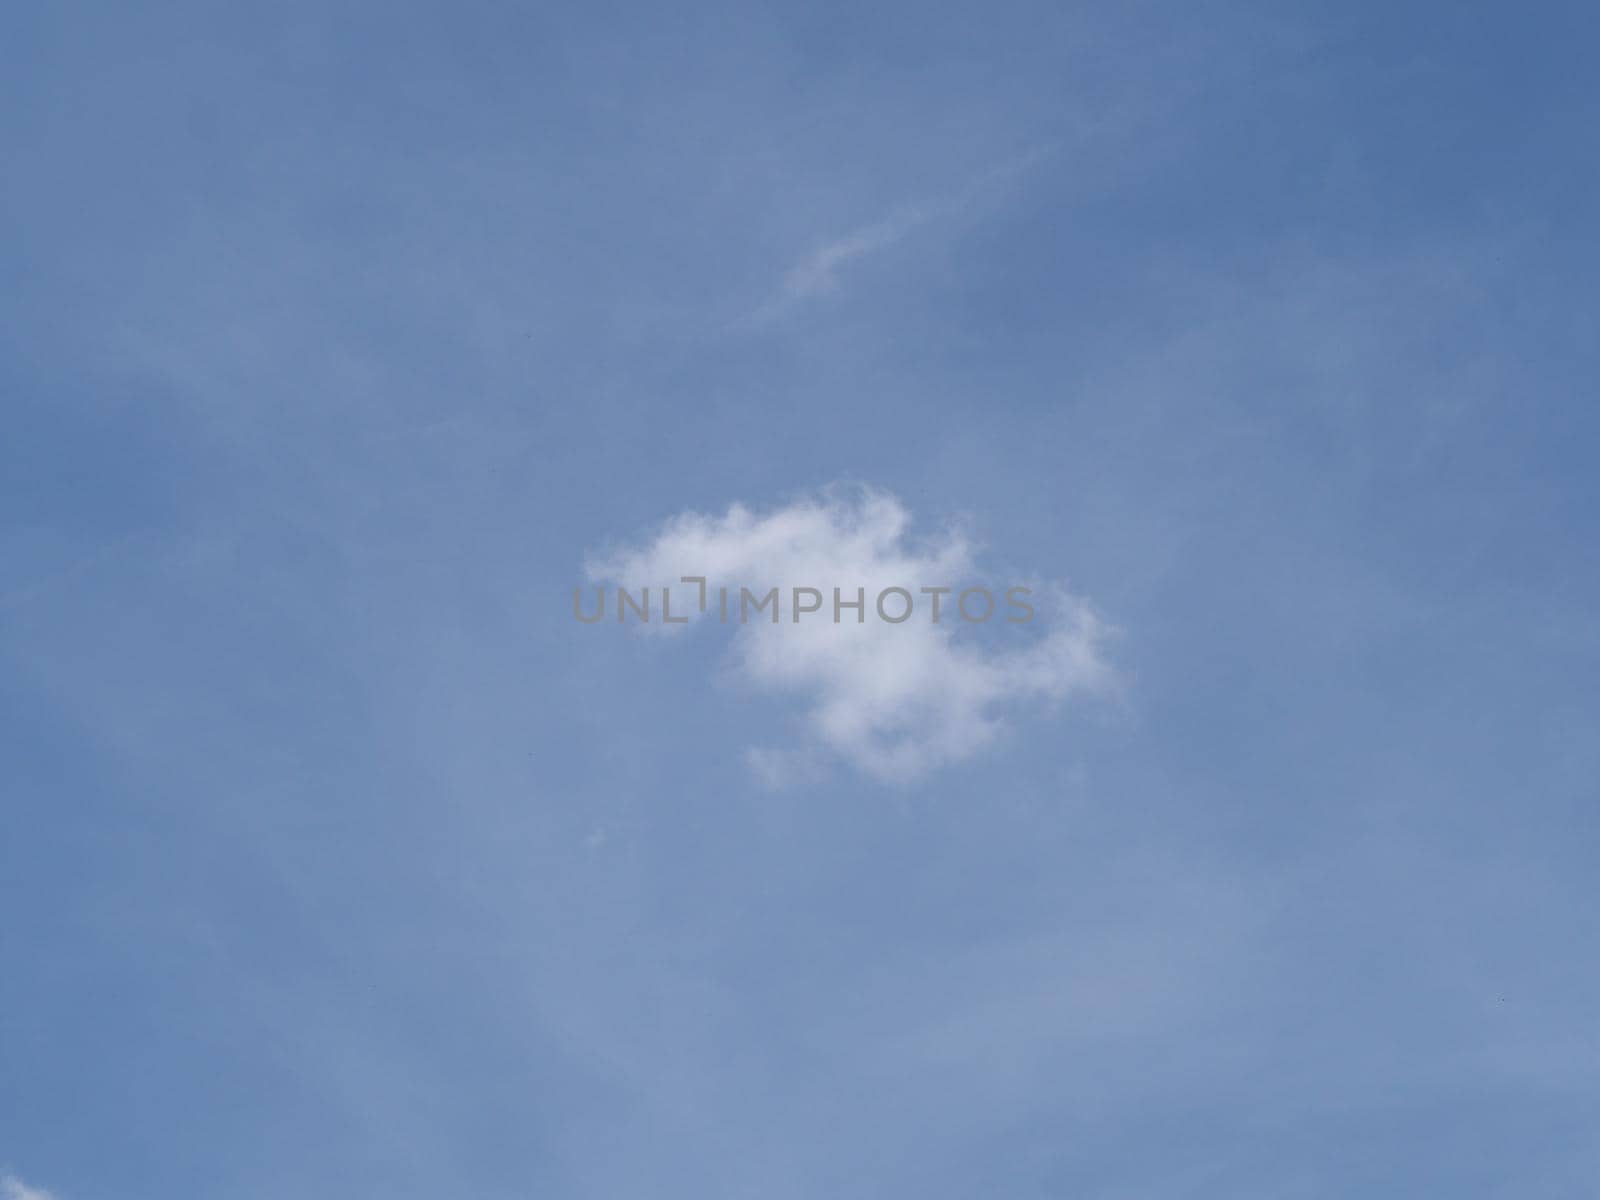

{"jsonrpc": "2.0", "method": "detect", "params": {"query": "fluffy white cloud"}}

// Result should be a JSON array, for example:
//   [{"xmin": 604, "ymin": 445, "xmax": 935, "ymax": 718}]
[
  {"xmin": 2, "ymin": 1175, "xmax": 56, "ymax": 1200},
  {"xmin": 585, "ymin": 486, "xmax": 1115, "ymax": 784}
]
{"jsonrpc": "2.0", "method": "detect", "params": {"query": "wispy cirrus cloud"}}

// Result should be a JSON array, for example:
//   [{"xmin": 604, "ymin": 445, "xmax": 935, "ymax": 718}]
[
  {"xmin": 745, "ymin": 145, "xmax": 1058, "ymax": 324},
  {"xmin": 585, "ymin": 485, "xmax": 1115, "ymax": 785},
  {"xmin": 780, "ymin": 206, "xmax": 931, "ymax": 300}
]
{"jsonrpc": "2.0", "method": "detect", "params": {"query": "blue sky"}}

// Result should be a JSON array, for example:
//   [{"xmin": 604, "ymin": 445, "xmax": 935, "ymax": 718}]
[{"xmin": 3, "ymin": 2, "xmax": 1599, "ymax": 1197}]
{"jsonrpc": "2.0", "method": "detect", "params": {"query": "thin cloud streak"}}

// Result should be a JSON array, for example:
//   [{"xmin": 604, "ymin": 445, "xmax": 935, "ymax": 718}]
[
  {"xmin": 782, "ymin": 206, "xmax": 931, "ymax": 299},
  {"xmin": 742, "ymin": 144, "xmax": 1058, "ymax": 325}
]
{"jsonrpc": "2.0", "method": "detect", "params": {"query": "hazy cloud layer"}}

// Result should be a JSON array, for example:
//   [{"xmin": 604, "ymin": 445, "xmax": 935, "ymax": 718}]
[{"xmin": 587, "ymin": 487, "xmax": 1114, "ymax": 783}]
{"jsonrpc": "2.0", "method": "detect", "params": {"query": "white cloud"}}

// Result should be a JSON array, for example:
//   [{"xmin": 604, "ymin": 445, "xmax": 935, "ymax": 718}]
[
  {"xmin": 586, "ymin": 486, "xmax": 1115, "ymax": 785},
  {"xmin": 749, "ymin": 146, "xmax": 1058, "ymax": 323},
  {"xmin": 2, "ymin": 1175, "xmax": 57, "ymax": 1200},
  {"xmin": 781, "ymin": 207, "xmax": 929, "ymax": 300}
]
